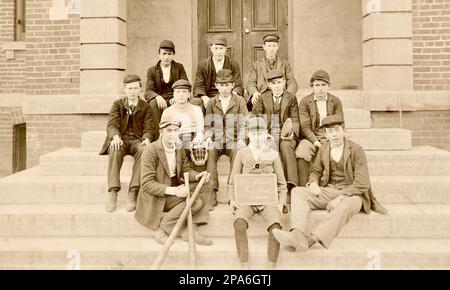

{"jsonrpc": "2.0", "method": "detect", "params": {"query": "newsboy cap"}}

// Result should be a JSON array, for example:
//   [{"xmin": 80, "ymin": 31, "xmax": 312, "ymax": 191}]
[
  {"xmin": 210, "ymin": 35, "xmax": 228, "ymax": 46},
  {"xmin": 159, "ymin": 40, "xmax": 175, "ymax": 53},
  {"xmin": 172, "ymin": 79, "xmax": 192, "ymax": 90},
  {"xmin": 247, "ymin": 116, "xmax": 268, "ymax": 132},
  {"xmin": 321, "ymin": 115, "xmax": 344, "ymax": 128},
  {"xmin": 159, "ymin": 113, "xmax": 182, "ymax": 129},
  {"xmin": 266, "ymin": 69, "xmax": 284, "ymax": 81},
  {"xmin": 310, "ymin": 70, "xmax": 330, "ymax": 86},
  {"xmin": 123, "ymin": 74, "xmax": 141, "ymax": 84},
  {"xmin": 263, "ymin": 33, "xmax": 280, "ymax": 43},
  {"xmin": 215, "ymin": 69, "xmax": 234, "ymax": 83}
]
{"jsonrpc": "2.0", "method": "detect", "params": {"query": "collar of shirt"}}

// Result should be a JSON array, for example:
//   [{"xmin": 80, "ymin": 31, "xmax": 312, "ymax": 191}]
[
  {"xmin": 213, "ymin": 58, "xmax": 225, "ymax": 71},
  {"xmin": 127, "ymin": 99, "xmax": 138, "ymax": 108},
  {"xmin": 314, "ymin": 95, "xmax": 328, "ymax": 102},
  {"xmin": 273, "ymin": 94, "xmax": 283, "ymax": 103},
  {"xmin": 162, "ymin": 142, "xmax": 175, "ymax": 153}
]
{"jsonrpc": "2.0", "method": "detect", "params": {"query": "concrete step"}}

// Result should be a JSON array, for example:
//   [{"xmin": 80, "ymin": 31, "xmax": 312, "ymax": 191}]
[
  {"xmin": 347, "ymin": 129, "xmax": 411, "ymax": 151},
  {"xmin": 81, "ymin": 110, "xmax": 372, "ymax": 152},
  {"xmin": 82, "ymin": 128, "xmax": 410, "ymax": 153},
  {"xmin": 0, "ymin": 237, "xmax": 449, "ymax": 269},
  {"xmin": 1, "ymin": 204, "xmax": 449, "ymax": 239},
  {"xmin": 38, "ymin": 147, "xmax": 450, "ymax": 176},
  {"xmin": 2, "ymin": 169, "xmax": 450, "ymax": 205},
  {"xmin": 343, "ymin": 109, "xmax": 372, "ymax": 129}
]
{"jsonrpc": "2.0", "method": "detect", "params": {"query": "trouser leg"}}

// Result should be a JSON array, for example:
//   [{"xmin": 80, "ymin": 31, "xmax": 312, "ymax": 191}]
[
  {"xmin": 128, "ymin": 139, "xmax": 144, "ymax": 191},
  {"xmin": 267, "ymin": 223, "xmax": 282, "ymax": 263},
  {"xmin": 234, "ymin": 218, "xmax": 249, "ymax": 263},
  {"xmin": 160, "ymin": 196, "xmax": 186, "ymax": 235},
  {"xmin": 149, "ymin": 99, "xmax": 163, "ymax": 140},
  {"xmin": 312, "ymin": 196, "xmax": 363, "ymax": 248},
  {"xmin": 280, "ymin": 139, "xmax": 299, "ymax": 187},
  {"xmin": 107, "ymin": 144, "xmax": 125, "ymax": 191},
  {"xmin": 297, "ymin": 158, "xmax": 310, "ymax": 187}
]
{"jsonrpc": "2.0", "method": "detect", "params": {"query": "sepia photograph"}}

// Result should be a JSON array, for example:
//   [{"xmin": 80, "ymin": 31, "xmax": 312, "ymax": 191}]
[{"xmin": 0, "ymin": 0, "xmax": 450, "ymax": 274}]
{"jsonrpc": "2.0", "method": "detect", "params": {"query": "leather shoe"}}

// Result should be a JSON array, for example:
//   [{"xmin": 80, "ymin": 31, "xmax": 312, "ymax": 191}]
[
  {"xmin": 272, "ymin": 229, "xmax": 308, "ymax": 252},
  {"xmin": 105, "ymin": 190, "xmax": 118, "ymax": 213},
  {"xmin": 182, "ymin": 226, "xmax": 213, "ymax": 246},
  {"xmin": 371, "ymin": 199, "xmax": 388, "ymax": 215},
  {"xmin": 126, "ymin": 189, "xmax": 138, "ymax": 212},
  {"xmin": 154, "ymin": 228, "xmax": 168, "ymax": 245}
]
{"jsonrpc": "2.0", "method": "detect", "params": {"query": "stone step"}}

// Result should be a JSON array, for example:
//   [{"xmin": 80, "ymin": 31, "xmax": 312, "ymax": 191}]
[
  {"xmin": 2, "ymin": 168, "xmax": 450, "ymax": 205},
  {"xmin": 0, "ymin": 204, "xmax": 449, "ymax": 239},
  {"xmin": 38, "ymin": 147, "xmax": 450, "ymax": 176},
  {"xmin": 82, "ymin": 128, "xmax": 410, "ymax": 153},
  {"xmin": 81, "ymin": 109, "xmax": 373, "ymax": 152},
  {"xmin": 0, "ymin": 237, "xmax": 449, "ymax": 269}
]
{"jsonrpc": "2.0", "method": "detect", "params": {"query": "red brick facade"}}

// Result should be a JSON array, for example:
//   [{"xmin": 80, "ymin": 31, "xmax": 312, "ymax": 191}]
[{"xmin": 413, "ymin": 0, "xmax": 450, "ymax": 91}]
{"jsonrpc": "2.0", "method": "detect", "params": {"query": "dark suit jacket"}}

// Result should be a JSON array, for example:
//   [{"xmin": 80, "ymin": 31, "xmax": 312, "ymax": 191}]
[
  {"xmin": 298, "ymin": 93, "xmax": 344, "ymax": 143},
  {"xmin": 134, "ymin": 140, "xmax": 199, "ymax": 230},
  {"xmin": 99, "ymin": 97, "xmax": 154, "ymax": 155},
  {"xmin": 144, "ymin": 60, "xmax": 188, "ymax": 102},
  {"xmin": 193, "ymin": 56, "xmax": 243, "ymax": 98},
  {"xmin": 309, "ymin": 138, "xmax": 372, "ymax": 214},
  {"xmin": 205, "ymin": 93, "xmax": 249, "ymax": 144},
  {"xmin": 252, "ymin": 90, "xmax": 300, "ymax": 139},
  {"xmin": 247, "ymin": 57, "xmax": 298, "ymax": 98}
]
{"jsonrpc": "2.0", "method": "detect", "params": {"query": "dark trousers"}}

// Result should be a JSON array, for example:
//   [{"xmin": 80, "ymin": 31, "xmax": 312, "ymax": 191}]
[
  {"xmin": 206, "ymin": 148, "xmax": 238, "ymax": 194},
  {"xmin": 160, "ymin": 179, "xmax": 212, "ymax": 235},
  {"xmin": 279, "ymin": 139, "xmax": 299, "ymax": 187},
  {"xmin": 149, "ymin": 99, "xmax": 171, "ymax": 140},
  {"xmin": 107, "ymin": 138, "xmax": 143, "ymax": 192}
]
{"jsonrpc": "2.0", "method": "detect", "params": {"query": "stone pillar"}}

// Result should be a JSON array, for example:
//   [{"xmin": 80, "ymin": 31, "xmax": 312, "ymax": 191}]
[
  {"xmin": 80, "ymin": 0, "xmax": 127, "ymax": 96},
  {"xmin": 362, "ymin": 0, "xmax": 413, "ymax": 91}
]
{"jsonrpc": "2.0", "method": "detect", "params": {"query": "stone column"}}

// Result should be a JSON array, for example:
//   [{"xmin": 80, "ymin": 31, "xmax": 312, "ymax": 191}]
[
  {"xmin": 80, "ymin": 0, "xmax": 127, "ymax": 97},
  {"xmin": 362, "ymin": 0, "xmax": 413, "ymax": 91}
]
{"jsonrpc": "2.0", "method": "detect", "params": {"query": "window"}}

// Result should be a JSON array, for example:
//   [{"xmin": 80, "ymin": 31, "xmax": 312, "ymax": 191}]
[{"xmin": 14, "ymin": 0, "xmax": 26, "ymax": 41}]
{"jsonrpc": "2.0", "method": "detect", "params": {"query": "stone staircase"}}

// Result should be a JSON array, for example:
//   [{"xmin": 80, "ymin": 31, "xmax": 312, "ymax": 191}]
[{"xmin": 1, "ymin": 108, "xmax": 450, "ymax": 269}]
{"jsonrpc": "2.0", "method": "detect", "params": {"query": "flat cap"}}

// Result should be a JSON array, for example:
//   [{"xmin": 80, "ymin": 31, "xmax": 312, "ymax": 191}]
[
  {"xmin": 159, "ymin": 40, "xmax": 175, "ymax": 53},
  {"xmin": 247, "ymin": 116, "xmax": 268, "ymax": 132},
  {"xmin": 310, "ymin": 70, "xmax": 330, "ymax": 86},
  {"xmin": 263, "ymin": 33, "xmax": 280, "ymax": 43},
  {"xmin": 172, "ymin": 79, "xmax": 191, "ymax": 90},
  {"xmin": 123, "ymin": 74, "xmax": 141, "ymax": 84},
  {"xmin": 266, "ymin": 69, "xmax": 284, "ymax": 81},
  {"xmin": 215, "ymin": 69, "xmax": 234, "ymax": 83},
  {"xmin": 321, "ymin": 115, "xmax": 344, "ymax": 128},
  {"xmin": 159, "ymin": 113, "xmax": 182, "ymax": 129},
  {"xmin": 210, "ymin": 35, "xmax": 227, "ymax": 46}
]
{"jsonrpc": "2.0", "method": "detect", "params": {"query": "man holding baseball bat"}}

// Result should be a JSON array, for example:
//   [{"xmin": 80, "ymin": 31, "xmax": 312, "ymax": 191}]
[{"xmin": 135, "ymin": 114, "xmax": 213, "ymax": 246}]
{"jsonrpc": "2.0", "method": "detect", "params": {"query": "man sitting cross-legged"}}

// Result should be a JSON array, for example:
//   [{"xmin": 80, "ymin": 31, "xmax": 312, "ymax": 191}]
[{"xmin": 273, "ymin": 115, "xmax": 387, "ymax": 251}]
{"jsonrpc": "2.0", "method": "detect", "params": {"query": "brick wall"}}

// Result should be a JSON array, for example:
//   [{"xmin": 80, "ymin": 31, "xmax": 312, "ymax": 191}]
[
  {"xmin": 0, "ymin": 0, "xmax": 26, "ymax": 94},
  {"xmin": 372, "ymin": 110, "xmax": 450, "ymax": 151},
  {"xmin": 25, "ymin": 114, "xmax": 82, "ymax": 167},
  {"xmin": 0, "ymin": 107, "xmax": 13, "ymax": 176},
  {"xmin": 413, "ymin": 0, "xmax": 450, "ymax": 91},
  {"xmin": 24, "ymin": 0, "xmax": 80, "ymax": 95}
]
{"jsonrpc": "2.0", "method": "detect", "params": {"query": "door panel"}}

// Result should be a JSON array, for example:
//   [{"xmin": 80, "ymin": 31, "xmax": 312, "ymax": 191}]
[
  {"xmin": 242, "ymin": 0, "xmax": 288, "ymax": 86},
  {"xmin": 198, "ymin": 0, "xmax": 242, "ymax": 67},
  {"xmin": 198, "ymin": 0, "xmax": 288, "ymax": 89}
]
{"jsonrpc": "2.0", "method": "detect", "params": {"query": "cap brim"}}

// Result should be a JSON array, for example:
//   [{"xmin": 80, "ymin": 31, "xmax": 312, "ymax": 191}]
[{"xmin": 159, "ymin": 122, "xmax": 182, "ymax": 129}]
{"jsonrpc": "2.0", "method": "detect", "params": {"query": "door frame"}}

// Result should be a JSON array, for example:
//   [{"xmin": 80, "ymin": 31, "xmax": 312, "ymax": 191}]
[{"xmin": 191, "ymin": 0, "xmax": 294, "ymax": 80}]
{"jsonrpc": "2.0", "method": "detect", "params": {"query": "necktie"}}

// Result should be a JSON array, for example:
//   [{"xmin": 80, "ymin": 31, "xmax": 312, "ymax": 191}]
[
  {"xmin": 274, "ymin": 96, "xmax": 281, "ymax": 107},
  {"xmin": 130, "ymin": 104, "xmax": 136, "ymax": 114}
]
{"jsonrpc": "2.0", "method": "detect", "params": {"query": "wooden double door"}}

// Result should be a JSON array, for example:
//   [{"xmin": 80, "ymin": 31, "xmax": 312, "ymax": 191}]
[{"xmin": 198, "ymin": 0, "xmax": 288, "ymax": 87}]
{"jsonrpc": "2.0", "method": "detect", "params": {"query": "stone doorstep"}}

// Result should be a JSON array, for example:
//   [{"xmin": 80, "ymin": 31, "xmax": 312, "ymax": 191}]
[
  {"xmin": 0, "ymin": 237, "xmax": 450, "ymax": 269},
  {"xmin": 38, "ymin": 147, "xmax": 450, "ymax": 176},
  {"xmin": 81, "ymin": 128, "xmax": 411, "ymax": 152},
  {"xmin": 1, "ymin": 169, "xmax": 450, "ymax": 205},
  {"xmin": 0, "ymin": 204, "xmax": 450, "ymax": 239}
]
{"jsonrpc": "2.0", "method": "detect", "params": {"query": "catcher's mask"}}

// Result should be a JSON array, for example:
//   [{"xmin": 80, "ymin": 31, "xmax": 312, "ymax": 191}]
[{"xmin": 190, "ymin": 141, "xmax": 208, "ymax": 166}]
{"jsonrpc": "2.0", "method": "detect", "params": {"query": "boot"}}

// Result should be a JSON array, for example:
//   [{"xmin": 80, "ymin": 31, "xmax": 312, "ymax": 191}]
[
  {"xmin": 105, "ymin": 190, "xmax": 118, "ymax": 213},
  {"xmin": 182, "ymin": 225, "xmax": 213, "ymax": 246},
  {"xmin": 371, "ymin": 199, "xmax": 388, "ymax": 215},
  {"xmin": 126, "ymin": 189, "xmax": 138, "ymax": 212}
]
